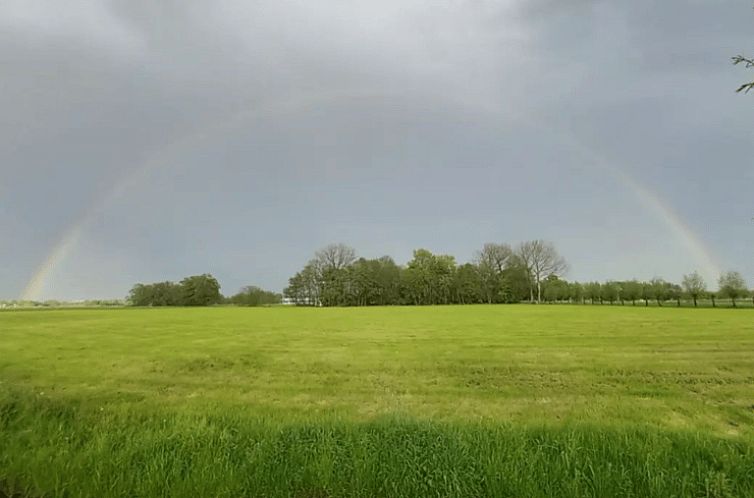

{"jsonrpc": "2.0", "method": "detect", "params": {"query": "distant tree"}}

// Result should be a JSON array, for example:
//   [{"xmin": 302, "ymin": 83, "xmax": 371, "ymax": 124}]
[
  {"xmin": 718, "ymin": 271, "xmax": 748, "ymax": 307},
  {"xmin": 402, "ymin": 249, "xmax": 434, "ymax": 305},
  {"xmin": 229, "ymin": 286, "xmax": 281, "ymax": 306},
  {"xmin": 284, "ymin": 264, "xmax": 322, "ymax": 306},
  {"xmin": 180, "ymin": 274, "xmax": 222, "ymax": 306},
  {"xmin": 128, "ymin": 283, "xmax": 152, "ymax": 306},
  {"xmin": 434, "ymin": 254, "xmax": 457, "ymax": 305},
  {"xmin": 474, "ymin": 243, "xmax": 514, "ymax": 304},
  {"xmin": 315, "ymin": 243, "xmax": 357, "ymax": 272},
  {"xmin": 500, "ymin": 259, "xmax": 531, "ymax": 303},
  {"xmin": 374, "ymin": 256, "xmax": 402, "ymax": 306},
  {"xmin": 649, "ymin": 278, "xmax": 669, "ymax": 306},
  {"xmin": 585, "ymin": 282, "xmax": 602, "ymax": 304},
  {"xmin": 454, "ymin": 263, "xmax": 483, "ymax": 304},
  {"xmin": 402, "ymin": 249, "xmax": 457, "ymax": 305},
  {"xmin": 570, "ymin": 282, "xmax": 585, "ymax": 304},
  {"xmin": 347, "ymin": 258, "xmax": 377, "ymax": 306},
  {"xmin": 601, "ymin": 281, "xmax": 619, "ymax": 305},
  {"xmin": 516, "ymin": 240, "xmax": 568, "ymax": 303},
  {"xmin": 667, "ymin": 283, "xmax": 683, "ymax": 307},
  {"xmin": 127, "ymin": 281, "xmax": 182, "ymax": 306},
  {"xmin": 622, "ymin": 280, "xmax": 642, "ymax": 306},
  {"xmin": 283, "ymin": 271, "xmax": 306, "ymax": 305},
  {"xmin": 542, "ymin": 275, "xmax": 569, "ymax": 303},
  {"xmin": 681, "ymin": 272, "xmax": 707, "ymax": 307},
  {"xmin": 151, "ymin": 281, "xmax": 182, "ymax": 306},
  {"xmin": 640, "ymin": 281, "xmax": 653, "ymax": 307},
  {"xmin": 318, "ymin": 266, "xmax": 350, "ymax": 306}
]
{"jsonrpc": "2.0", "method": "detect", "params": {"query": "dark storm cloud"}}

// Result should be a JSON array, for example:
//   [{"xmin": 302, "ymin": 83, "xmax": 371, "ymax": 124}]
[{"xmin": 0, "ymin": 0, "xmax": 751, "ymax": 299}]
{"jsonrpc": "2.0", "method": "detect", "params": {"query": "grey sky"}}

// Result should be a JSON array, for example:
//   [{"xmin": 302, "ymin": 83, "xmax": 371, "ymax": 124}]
[{"xmin": 1, "ymin": 0, "xmax": 752, "ymax": 300}]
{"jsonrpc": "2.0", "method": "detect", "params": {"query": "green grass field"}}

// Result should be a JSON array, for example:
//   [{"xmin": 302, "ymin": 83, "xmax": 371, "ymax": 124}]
[{"xmin": 1, "ymin": 306, "xmax": 753, "ymax": 497}]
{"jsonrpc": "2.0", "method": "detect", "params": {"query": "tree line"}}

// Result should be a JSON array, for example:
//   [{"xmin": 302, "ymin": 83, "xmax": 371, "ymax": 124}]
[
  {"xmin": 123, "ymin": 243, "xmax": 750, "ymax": 308},
  {"xmin": 128, "ymin": 274, "xmax": 281, "ymax": 307},
  {"xmin": 538, "ymin": 271, "xmax": 751, "ymax": 308},
  {"xmin": 284, "ymin": 241, "xmax": 567, "ymax": 306},
  {"xmin": 284, "ymin": 243, "xmax": 752, "ymax": 308}
]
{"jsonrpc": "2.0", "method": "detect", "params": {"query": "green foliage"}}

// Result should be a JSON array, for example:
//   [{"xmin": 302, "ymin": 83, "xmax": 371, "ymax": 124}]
[
  {"xmin": 718, "ymin": 271, "xmax": 749, "ymax": 307},
  {"xmin": 128, "ymin": 274, "xmax": 221, "ymax": 306},
  {"xmin": 284, "ymin": 242, "xmax": 542, "ymax": 307},
  {"xmin": 180, "ymin": 274, "xmax": 222, "ymax": 306},
  {"xmin": 542, "ymin": 275, "xmax": 570, "ymax": 303},
  {"xmin": 282, "ymin": 244, "xmax": 751, "ymax": 309},
  {"xmin": 128, "ymin": 281, "xmax": 182, "ymax": 306},
  {"xmin": 649, "ymin": 278, "xmax": 669, "ymax": 306},
  {"xmin": 403, "ymin": 249, "xmax": 457, "ymax": 305},
  {"xmin": 228, "ymin": 286, "xmax": 281, "ymax": 306},
  {"xmin": 454, "ymin": 263, "xmax": 483, "ymax": 304},
  {"xmin": 682, "ymin": 272, "xmax": 707, "ymax": 307},
  {"xmin": 621, "ymin": 280, "xmax": 643, "ymax": 305},
  {"xmin": 585, "ymin": 282, "xmax": 602, "ymax": 304},
  {"xmin": 601, "ymin": 281, "xmax": 620, "ymax": 305}
]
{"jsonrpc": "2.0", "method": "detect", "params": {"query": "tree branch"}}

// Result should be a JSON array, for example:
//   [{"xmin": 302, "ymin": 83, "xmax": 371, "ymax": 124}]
[{"xmin": 732, "ymin": 55, "xmax": 754, "ymax": 93}]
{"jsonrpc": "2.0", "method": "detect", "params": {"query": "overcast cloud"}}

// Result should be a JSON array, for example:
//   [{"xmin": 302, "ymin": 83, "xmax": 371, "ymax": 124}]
[{"xmin": 0, "ymin": 0, "xmax": 752, "ymax": 299}]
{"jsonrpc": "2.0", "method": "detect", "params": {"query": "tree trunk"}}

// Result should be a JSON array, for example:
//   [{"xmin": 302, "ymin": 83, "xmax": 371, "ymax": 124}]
[
  {"xmin": 693, "ymin": 296, "xmax": 697, "ymax": 307},
  {"xmin": 732, "ymin": 297, "xmax": 737, "ymax": 308},
  {"xmin": 645, "ymin": 299, "xmax": 649, "ymax": 307},
  {"xmin": 711, "ymin": 295, "xmax": 716, "ymax": 307},
  {"xmin": 676, "ymin": 298, "xmax": 681, "ymax": 307}
]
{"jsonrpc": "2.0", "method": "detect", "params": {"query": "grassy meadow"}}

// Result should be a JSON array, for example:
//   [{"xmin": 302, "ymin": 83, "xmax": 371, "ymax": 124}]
[{"xmin": 1, "ymin": 305, "xmax": 753, "ymax": 497}]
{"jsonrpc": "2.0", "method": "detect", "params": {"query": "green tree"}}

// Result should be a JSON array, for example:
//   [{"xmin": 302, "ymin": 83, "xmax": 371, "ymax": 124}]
[
  {"xmin": 374, "ymin": 256, "xmax": 402, "ymax": 306},
  {"xmin": 585, "ymin": 282, "xmax": 602, "ymax": 304},
  {"xmin": 128, "ymin": 283, "xmax": 152, "ymax": 306},
  {"xmin": 718, "ymin": 271, "xmax": 748, "ymax": 307},
  {"xmin": 127, "ymin": 281, "xmax": 181, "ymax": 306},
  {"xmin": 402, "ymin": 249, "xmax": 435, "ymax": 305},
  {"xmin": 542, "ymin": 275, "xmax": 569, "ymax": 303},
  {"xmin": 640, "ymin": 281, "xmax": 653, "ymax": 307},
  {"xmin": 230, "ymin": 286, "xmax": 281, "ymax": 306},
  {"xmin": 347, "ymin": 258, "xmax": 377, "ymax": 306},
  {"xmin": 622, "ymin": 280, "xmax": 642, "ymax": 306},
  {"xmin": 649, "ymin": 278, "xmax": 668, "ymax": 306},
  {"xmin": 474, "ymin": 243, "xmax": 513, "ymax": 304},
  {"xmin": 667, "ymin": 283, "xmax": 683, "ymax": 307},
  {"xmin": 402, "ymin": 249, "xmax": 456, "ymax": 305},
  {"xmin": 601, "ymin": 281, "xmax": 619, "ymax": 305},
  {"xmin": 500, "ymin": 259, "xmax": 531, "ymax": 303},
  {"xmin": 319, "ymin": 267, "xmax": 349, "ymax": 307},
  {"xmin": 454, "ymin": 263, "xmax": 483, "ymax": 304},
  {"xmin": 681, "ymin": 272, "xmax": 707, "ymax": 307},
  {"xmin": 569, "ymin": 282, "xmax": 585, "ymax": 304},
  {"xmin": 180, "ymin": 274, "xmax": 222, "ymax": 306}
]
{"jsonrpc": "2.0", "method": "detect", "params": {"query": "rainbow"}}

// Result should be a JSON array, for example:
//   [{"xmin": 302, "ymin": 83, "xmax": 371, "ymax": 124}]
[
  {"xmin": 21, "ymin": 97, "xmax": 722, "ymax": 300},
  {"xmin": 540, "ymin": 127, "xmax": 722, "ymax": 284}
]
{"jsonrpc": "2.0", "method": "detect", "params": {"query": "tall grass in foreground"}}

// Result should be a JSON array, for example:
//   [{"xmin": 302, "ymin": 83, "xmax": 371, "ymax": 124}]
[{"xmin": 1, "ymin": 389, "xmax": 753, "ymax": 498}]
